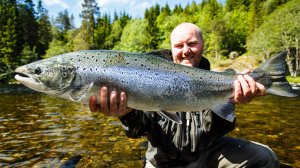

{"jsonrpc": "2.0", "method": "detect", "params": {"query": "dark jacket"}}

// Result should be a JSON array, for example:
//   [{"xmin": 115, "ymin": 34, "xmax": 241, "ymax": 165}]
[{"xmin": 119, "ymin": 57, "xmax": 235, "ymax": 167}]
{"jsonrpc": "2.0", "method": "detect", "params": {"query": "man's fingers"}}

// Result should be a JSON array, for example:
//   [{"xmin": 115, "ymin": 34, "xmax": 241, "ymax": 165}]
[
  {"xmin": 244, "ymin": 75, "xmax": 257, "ymax": 94},
  {"xmin": 110, "ymin": 91, "xmax": 118, "ymax": 116},
  {"xmin": 241, "ymin": 69, "xmax": 251, "ymax": 74},
  {"xmin": 256, "ymin": 82, "xmax": 266, "ymax": 96},
  {"xmin": 237, "ymin": 75, "xmax": 251, "ymax": 97},
  {"xmin": 234, "ymin": 79, "xmax": 242, "ymax": 103},
  {"xmin": 100, "ymin": 87, "xmax": 109, "ymax": 114},
  {"xmin": 89, "ymin": 95, "xmax": 99, "ymax": 112},
  {"xmin": 118, "ymin": 92, "xmax": 126, "ymax": 115}
]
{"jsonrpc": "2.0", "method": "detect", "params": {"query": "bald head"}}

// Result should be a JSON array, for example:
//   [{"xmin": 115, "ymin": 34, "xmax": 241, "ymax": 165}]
[
  {"xmin": 170, "ymin": 22, "xmax": 204, "ymax": 67},
  {"xmin": 170, "ymin": 22, "xmax": 203, "ymax": 45}
]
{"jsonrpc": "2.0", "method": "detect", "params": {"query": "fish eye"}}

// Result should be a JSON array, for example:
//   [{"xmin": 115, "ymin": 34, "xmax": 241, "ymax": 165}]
[{"xmin": 34, "ymin": 67, "xmax": 42, "ymax": 75}]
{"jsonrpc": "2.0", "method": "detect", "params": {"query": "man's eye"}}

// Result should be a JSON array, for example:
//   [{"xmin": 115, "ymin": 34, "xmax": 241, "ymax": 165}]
[
  {"xmin": 188, "ymin": 42, "xmax": 198, "ymax": 46},
  {"xmin": 175, "ymin": 44, "xmax": 183, "ymax": 48}
]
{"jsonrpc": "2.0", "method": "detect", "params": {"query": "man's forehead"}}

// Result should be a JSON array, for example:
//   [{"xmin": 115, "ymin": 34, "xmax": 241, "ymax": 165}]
[{"xmin": 171, "ymin": 30, "xmax": 199, "ymax": 44}]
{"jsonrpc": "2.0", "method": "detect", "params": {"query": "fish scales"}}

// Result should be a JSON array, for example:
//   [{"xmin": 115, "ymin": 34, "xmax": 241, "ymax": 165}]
[{"xmin": 56, "ymin": 51, "xmax": 234, "ymax": 111}]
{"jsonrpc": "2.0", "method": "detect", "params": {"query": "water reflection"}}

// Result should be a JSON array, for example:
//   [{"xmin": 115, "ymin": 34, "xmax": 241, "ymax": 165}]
[
  {"xmin": 0, "ymin": 85, "xmax": 146, "ymax": 167},
  {"xmin": 0, "ymin": 85, "xmax": 299, "ymax": 167}
]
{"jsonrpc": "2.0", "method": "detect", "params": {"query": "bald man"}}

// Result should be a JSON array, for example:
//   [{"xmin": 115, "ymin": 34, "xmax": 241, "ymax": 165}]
[{"xmin": 89, "ymin": 22, "xmax": 279, "ymax": 168}]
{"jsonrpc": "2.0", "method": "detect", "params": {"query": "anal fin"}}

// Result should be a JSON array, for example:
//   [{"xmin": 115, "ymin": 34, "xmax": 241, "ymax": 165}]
[
  {"xmin": 211, "ymin": 101, "xmax": 235, "ymax": 122},
  {"xmin": 157, "ymin": 111, "xmax": 182, "ymax": 124}
]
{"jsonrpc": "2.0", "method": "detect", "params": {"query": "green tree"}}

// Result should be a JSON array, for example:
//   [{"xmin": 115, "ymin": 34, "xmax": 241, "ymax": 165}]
[
  {"xmin": 16, "ymin": 0, "xmax": 39, "ymax": 55},
  {"xmin": 44, "ymin": 9, "xmax": 74, "ymax": 58},
  {"xmin": 247, "ymin": 0, "xmax": 300, "ymax": 76},
  {"xmin": 0, "ymin": 0, "xmax": 18, "ymax": 76},
  {"xmin": 36, "ymin": 0, "xmax": 52, "ymax": 57},
  {"xmin": 80, "ymin": 0, "xmax": 100, "ymax": 49},
  {"xmin": 173, "ymin": 4, "xmax": 183, "ymax": 14},
  {"xmin": 114, "ymin": 19, "xmax": 149, "ymax": 52},
  {"xmin": 226, "ymin": 0, "xmax": 251, "ymax": 11},
  {"xmin": 95, "ymin": 13, "xmax": 111, "ymax": 49},
  {"xmin": 222, "ymin": 8, "xmax": 249, "ymax": 55},
  {"xmin": 248, "ymin": 0, "xmax": 266, "ymax": 33},
  {"xmin": 144, "ymin": 4, "xmax": 161, "ymax": 50},
  {"xmin": 104, "ymin": 19, "xmax": 123, "ymax": 49},
  {"xmin": 55, "ymin": 10, "xmax": 74, "ymax": 42}
]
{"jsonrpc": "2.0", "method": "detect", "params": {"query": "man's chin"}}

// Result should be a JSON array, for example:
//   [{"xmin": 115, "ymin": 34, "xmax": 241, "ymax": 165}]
[{"xmin": 180, "ymin": 61, "xmax": 193, "ymax": 67}]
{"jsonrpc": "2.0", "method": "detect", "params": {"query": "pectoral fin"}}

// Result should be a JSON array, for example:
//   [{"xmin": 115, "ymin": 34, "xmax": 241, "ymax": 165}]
[
  {"xmin": 211, "ymin": 101, "xmax": 235, "ymax": 122},
  {"xmin": 157, "ymin": 111, "xmax": 182, "ymax": 124},
  {"xmin": 70, "ymin": 83, "xmax": 93, "ymax": 102}
]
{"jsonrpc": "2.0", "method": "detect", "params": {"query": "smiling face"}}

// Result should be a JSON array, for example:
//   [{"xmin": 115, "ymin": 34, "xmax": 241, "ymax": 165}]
[{"xmin": 170, "ymin": 23, "xmax": 204, "ymax": 67}]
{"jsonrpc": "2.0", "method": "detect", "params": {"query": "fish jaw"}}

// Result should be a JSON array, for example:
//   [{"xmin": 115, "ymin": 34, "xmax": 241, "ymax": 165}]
[{"xmin": 14, "ymin": 66, "xmax": 57, "ymax": 95}]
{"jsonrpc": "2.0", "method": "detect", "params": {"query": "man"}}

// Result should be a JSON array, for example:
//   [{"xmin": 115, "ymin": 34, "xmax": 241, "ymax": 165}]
[{"xmin": 89, "ymin": 22, "xmax": 279, "ymax": 167}]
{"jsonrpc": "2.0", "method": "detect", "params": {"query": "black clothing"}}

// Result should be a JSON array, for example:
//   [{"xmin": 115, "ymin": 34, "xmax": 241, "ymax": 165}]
[{"xmin": 119, "ymin": 57, "xmax": 235, "ymax": 167}]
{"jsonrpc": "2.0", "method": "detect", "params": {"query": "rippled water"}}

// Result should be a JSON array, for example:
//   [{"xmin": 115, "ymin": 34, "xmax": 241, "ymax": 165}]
[{"xmin": 0, "ymin": 85, "xmax": 299, "ymax": 167}]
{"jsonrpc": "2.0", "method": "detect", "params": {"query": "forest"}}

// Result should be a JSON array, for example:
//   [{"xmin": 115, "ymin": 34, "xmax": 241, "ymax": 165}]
[{"xmin": 0, "ymin": 0, "xmax": 299, "ymax": 83}]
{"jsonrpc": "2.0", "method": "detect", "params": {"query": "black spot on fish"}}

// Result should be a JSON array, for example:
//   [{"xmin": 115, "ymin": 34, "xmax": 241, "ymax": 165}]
[
  {"xmin": 90, "ymin": 68, "xmax": 93, "ymax": 72},
  {"xmin": 92, "ymin": 56, "xmax": 94, "ymax": 58},
  {"xmin": 83, "ymin": 68, "xmax": 86, "ymax": 71},
  {"xmin": 96, "ymin": 59, "xmax": 98, "ymax": 62}
]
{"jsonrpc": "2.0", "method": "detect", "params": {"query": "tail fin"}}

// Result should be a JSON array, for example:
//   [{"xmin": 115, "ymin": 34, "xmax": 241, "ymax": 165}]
[{"xmin": 252, "ymin": 52, "xmax": 297, "ymax": 97}]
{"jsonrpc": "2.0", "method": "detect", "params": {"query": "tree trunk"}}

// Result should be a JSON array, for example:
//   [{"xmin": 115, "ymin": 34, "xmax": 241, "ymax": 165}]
[{"xmin": 295, "ymin": 39, "xmax": 299, "ymax": 76}]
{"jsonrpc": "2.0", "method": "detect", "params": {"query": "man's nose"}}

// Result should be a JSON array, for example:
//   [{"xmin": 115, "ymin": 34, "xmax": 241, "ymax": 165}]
[{"xmin": 182, "ymin": 45, "xmax": 191, "ymax": 56}]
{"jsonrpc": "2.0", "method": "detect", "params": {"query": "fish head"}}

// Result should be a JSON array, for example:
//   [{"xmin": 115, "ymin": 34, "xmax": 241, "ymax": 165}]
[{"xmin": 14, "ymin": 59, "xmax": 76, "ymax": 95}]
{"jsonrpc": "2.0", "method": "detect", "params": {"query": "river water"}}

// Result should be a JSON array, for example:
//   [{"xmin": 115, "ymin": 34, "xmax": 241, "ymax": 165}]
[{"xmin": 0, "ymin": 85, "xmax": 299, "ymax": 167}]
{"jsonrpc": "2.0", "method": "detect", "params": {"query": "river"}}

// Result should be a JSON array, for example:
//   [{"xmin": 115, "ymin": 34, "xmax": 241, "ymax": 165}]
[{"xmin": 0, "ymin": 85, "xmax": 299, "ymax": 167}]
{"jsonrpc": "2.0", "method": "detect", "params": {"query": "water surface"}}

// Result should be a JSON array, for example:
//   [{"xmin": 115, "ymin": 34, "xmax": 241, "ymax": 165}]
[{"xmin": 0, "ymin": 85, "xmax": 299, "ymax": 167}]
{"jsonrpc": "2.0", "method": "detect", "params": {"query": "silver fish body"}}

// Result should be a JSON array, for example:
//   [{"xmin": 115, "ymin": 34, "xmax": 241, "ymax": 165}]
[{"xmin": 15, "ymin": 50, "xmax": 297, "ymax": 123}]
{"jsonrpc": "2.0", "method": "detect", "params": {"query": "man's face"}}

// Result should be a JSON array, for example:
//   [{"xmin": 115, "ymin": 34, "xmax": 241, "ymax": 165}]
[{"xmin": 171, "ymin": 26, "xmax": 203, "ymax": 67}]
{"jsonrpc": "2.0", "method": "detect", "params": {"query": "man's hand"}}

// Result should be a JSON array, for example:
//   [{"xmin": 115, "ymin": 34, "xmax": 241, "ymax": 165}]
[
  {"xmin": 232, "ymin": 70, "xmax": 266, "ymax": 104},
  {"xmin": 89, "ymin": 86, "xmax": 132, "ymax": 117}
]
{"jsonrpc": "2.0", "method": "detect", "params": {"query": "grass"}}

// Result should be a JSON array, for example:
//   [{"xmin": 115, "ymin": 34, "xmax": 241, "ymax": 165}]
[{"xmin": 286, "ymin": 76, "xmax": 300, "ymax": 83}]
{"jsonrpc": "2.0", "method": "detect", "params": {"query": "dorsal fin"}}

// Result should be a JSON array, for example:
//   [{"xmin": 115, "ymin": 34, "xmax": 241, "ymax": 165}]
[
  {"xmin": 145, "ymin": 49, "xmax": 172, "ymax": 61},
  {"xmin": 223, "ymin": 69, "xmax": 236, "ymax": 75}
]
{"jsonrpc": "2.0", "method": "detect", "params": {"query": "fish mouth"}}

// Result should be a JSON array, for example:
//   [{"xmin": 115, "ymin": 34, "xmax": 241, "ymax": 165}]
[{"xmin": 14, "ymin": 66, "xmax": 44, "ymax": 91}]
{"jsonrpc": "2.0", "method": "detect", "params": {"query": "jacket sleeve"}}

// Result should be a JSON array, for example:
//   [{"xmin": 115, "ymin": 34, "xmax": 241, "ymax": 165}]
[{"xmin": 118, "ymin": 110, "xmax": 153, "ymax": 138}]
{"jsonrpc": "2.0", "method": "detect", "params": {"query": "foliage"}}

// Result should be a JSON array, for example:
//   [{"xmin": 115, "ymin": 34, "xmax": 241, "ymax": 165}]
[
  {"xmin": 247, "ymin": 0, "xmax": 300, "ymax": 76},
  {"xmin": 114, "ymin": 19, "xmax": 150, "ymax": 52},
  {"xmin": 286, "ymin": 76, "xmax": 300, "ymax": 83}
]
